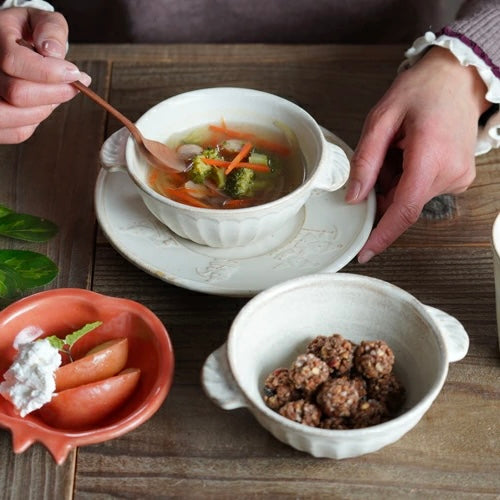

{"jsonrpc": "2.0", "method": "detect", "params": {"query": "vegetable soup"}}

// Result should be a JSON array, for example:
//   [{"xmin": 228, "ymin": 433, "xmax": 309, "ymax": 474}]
[{"xmin": 147, "ymin": 120, "xmax": 306, "ymax": 209}]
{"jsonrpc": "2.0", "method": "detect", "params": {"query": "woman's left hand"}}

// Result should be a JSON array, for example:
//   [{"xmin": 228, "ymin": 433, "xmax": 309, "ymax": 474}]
[{"xmin": 346, "ymin": 46, "xmax": 490, "ymax": 263}]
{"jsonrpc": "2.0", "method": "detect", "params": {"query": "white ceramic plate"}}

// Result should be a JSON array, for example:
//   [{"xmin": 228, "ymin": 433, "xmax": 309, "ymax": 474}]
[{"xmin": 94, "ymin": 128, "xmax": 376, "ymax": 297}]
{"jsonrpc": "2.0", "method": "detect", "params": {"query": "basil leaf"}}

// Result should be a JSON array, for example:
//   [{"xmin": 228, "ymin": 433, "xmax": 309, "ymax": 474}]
[
  {"xmin": 0, "ymin": 213, "xmax": 58, "ymax": 242},
  {"xmin": 0, "ymin": 250, "xmax": 58, "ymax": 288},
  {"xmin": 64, "ymin": 321, "xmax": 103, "ymax": 347},
  {"xmin": 0, "ymin": 205, "xmax": 13, "ymax": 218}
]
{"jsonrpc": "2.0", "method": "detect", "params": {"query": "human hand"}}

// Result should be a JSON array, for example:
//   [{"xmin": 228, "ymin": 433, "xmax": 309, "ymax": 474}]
[
  {"xmin": 0, "ymin": 7, "xmax": 91, "ymax": 143},
  {"xmin": 346, "ymin": 46, "xmax": 490, "ymax": 263}
]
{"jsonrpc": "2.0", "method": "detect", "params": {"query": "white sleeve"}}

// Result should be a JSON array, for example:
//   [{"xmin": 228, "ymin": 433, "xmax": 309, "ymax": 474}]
[
  {"xmin": 401, "ymin": 31, "xmax": 500, "ymax": 156},
  {"xmin": 1, "ymin": 0, "xmax": 54, "ymax": 11}
]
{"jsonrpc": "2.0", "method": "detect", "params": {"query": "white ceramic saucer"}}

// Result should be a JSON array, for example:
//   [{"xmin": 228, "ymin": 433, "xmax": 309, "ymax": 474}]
[{"xmin": 94, "ymin": 128, "xmax": 376, "ymax": 297}]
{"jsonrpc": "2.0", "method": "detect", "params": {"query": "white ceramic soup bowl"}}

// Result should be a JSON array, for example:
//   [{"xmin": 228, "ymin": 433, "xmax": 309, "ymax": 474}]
[
  {"xmin": 202, "ymin": 273, "xmax": 469, "ymax": 459},
  {"xmin": 100, "ymin": 87, "xmax": 350, "ymax": 248}
]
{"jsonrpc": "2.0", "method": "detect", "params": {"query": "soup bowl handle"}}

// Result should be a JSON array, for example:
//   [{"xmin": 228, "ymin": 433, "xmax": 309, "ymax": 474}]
[
  {"xmin": 423, "ymin": 306, "xmax": 469, "ymax": 363},
  {"xmin": 312, "ymin": 142, "xmax": 350, "ymax": 192},
  {"xmin": 99, "ymin": 127, "xmax": 130, "ymax": 173},
  {"xmin": 201, "ymin": 344, "xmax": 248, "ymax": 410}
]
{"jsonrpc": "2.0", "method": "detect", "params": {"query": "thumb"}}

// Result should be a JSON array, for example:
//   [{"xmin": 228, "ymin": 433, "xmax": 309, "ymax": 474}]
[{"xmin": 30, "ymin": 9, "xmax": 68, "ymax": 59}]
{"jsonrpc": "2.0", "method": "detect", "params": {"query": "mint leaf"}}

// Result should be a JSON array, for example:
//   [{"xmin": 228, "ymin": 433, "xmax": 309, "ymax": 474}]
[
  {"xmin": 0, "ymin": 250, "xmax": 58, "ymax": 289},
  {"xmin": 0, "ymin": 263, "xmax": 22, "ymax": 300},
  {"xmin": 0, "ymin": 205, "xmax": 13, "ymax": 219},
  {"xmin": 64, "ymin": 321, "xmax": 103, "ymax": 347},
  {"xmin": 0, "ymin": 212, "xmax": 58, "ymax": 242},
  {"xmin": 45, "ymin": 335, "xmax": 65, "ymax": 351}
]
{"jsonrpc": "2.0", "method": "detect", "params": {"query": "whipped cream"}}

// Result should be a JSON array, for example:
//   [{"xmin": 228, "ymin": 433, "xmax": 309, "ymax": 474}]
[{"xmin": 0, "ymin": 339, "xmax": 61, "ymax": 417}]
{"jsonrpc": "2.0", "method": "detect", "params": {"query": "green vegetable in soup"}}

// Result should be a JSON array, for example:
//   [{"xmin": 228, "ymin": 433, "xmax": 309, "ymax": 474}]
[
  {"xmin": 248, "ymin": 152, "xmax": 269, "ymax": 166},
  {"xmin": 225, "ymin": 168, "xmax": 255, "ymax": 198},
  {"xmin": 151, "ymin": 121, "xmax": 306, "ymax": 209},
  {"xmin": 189, "ymin": 156, "xmax": 213, "ymax": 184},
  {"xmin": 211, "ymin": 166, "xmax": 226, "ymax": 189},
  {"xmin": 189, "ymin": 148, "xmax": 223, "ymax": 184}
]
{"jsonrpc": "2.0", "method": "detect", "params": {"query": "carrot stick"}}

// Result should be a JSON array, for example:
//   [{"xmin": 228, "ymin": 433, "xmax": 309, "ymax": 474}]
[
  {"xmin": 202, "ymin": 158, "xmax": 270, "ymax": 173},
  {"xmin": 201, "ymin": 158, "xmax": 231, "ymax": 167},
  {"xmin": 209, "ymin": 124, "xmax": 248, "ymax": 140},
  {"xmin": 225, "ymin": 142, "xmax": 253, "ymax": 175},
  {"xmin": 164, "ymin": 187, "xmax": 211, "ymax": 208},
  {"xmin": 253, "ymin": 138, "xmax": 290, "ymax": 156},
  {"xmin": 209, "ymin": 124, "xmax": 291, "ymax": 156}
]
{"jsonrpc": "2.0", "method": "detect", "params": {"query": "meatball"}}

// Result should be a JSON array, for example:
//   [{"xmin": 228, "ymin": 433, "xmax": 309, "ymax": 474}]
[
  {"xmin": 279, "ymin": 399, "xmax": 322, "ymax": 427},
  {"xmin": 289, "ymin": 353, "xmax": 330, "ymax": 392},
  {"xmin": 354, "ymin": 340, "xmax": 395, "ymax": 379},
  {"xmin": 316, "ymin": 376, "xmax": 360, "ymax": 418}
]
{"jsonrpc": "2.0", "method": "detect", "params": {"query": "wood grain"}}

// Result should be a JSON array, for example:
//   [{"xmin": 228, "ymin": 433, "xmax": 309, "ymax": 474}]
[
  {"xmin": 1, "ymin": 44, "xmax": 499, "ymax": 499},
  {"xmin": 0, "ymin": 60, "xmax": 109, "ymax": 500}
]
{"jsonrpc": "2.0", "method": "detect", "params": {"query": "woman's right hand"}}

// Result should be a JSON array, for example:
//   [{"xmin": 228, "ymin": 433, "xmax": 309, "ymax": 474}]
[{"xmin": 0, "ymin": 7, "xmax": 90, "ymax": 143}]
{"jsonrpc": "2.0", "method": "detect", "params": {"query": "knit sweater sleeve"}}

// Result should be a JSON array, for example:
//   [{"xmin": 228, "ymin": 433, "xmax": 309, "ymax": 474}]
[
  {"xmin": 402, "ymin": 0, "xmax": 500, "ymax": 155},
  {"xmin": 444, "ymin": 0, "xmax": 500, "ymax": 76}
]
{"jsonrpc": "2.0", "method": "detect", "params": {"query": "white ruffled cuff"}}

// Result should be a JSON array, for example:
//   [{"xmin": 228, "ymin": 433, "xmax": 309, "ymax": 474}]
[
  {"xmin": 401, "ymin": 31, "xmax": 500, "ymax": 156},
  {"xmin": 1, "ymin": 0, "xmax": 53, "ymax": 11}
]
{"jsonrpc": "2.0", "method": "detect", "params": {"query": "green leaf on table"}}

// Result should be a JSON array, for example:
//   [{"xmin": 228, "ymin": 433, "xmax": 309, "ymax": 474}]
[
  {"xmin": 0, "ymin": 212, "xmax": 58, "ymax": 242},
  {"xmin": 0, "ymin": 249, "xmax": 58, "ymax": 288},
  {"xmin": 0, "ymin": 205, "xmax": 13, "ymax": 218},
  {"xmin": 0, "ymin": 263, "xmax": 22, "ymax": 300}
]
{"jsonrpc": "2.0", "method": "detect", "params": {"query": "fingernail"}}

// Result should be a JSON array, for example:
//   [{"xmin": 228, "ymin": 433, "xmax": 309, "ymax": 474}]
[
  {"xmin": 41, "ymin": 39, "xmax": 65, "ymax": 58},
  {"xmin": 63, "ymin": 65, "xmax": 82, "ymax": 82},
  {"xmin": 345, "ymin": 180, "xmax": 361, "ymax": 202},
  {"xmin": 79, "ymin": 72, "xmax": 92, "ymax": 86},
  {"xmin": 357, "ymin": 249, "xmax": 375, "ymax": 264}
]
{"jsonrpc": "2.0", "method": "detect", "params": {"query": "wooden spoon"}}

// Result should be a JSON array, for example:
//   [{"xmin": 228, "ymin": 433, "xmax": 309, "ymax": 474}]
[
  {"xmin": 72, "ymin": 81, "xmax": 185, "ymax": 172},
  {"xmin": 16, "ymin": 38, "xmax": 184, "ymax": 172}
]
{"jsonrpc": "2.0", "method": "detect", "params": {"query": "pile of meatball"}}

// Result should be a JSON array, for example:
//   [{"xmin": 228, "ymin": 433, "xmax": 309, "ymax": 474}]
[{"xmin": 262, "ymin": 334, "xmax": 406, "ymax": 429}]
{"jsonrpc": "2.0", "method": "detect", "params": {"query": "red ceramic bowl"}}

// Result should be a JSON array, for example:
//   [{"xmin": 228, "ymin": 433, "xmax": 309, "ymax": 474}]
[{"xmin": 0, "ymin": 288, "xmax": 174, "ymax": 464}]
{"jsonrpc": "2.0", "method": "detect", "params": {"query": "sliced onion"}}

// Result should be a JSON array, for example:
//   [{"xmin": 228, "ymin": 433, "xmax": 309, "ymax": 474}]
[{"xmin": 176, "ymin": 143, "xmax": 203, "ymax": 161}]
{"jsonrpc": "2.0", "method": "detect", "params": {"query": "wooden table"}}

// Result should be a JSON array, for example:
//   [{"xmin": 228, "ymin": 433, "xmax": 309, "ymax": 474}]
[{"xmin": 1, "ymin": 44, "xmax": 499, "ymax": 499}]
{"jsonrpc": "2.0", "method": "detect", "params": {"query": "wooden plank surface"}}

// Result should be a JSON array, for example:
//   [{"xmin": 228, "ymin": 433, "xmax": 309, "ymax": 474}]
[
  {"xmin": 75, "ymin": 247, "xmax": 498, "ymax": 498},
  {"xmin": 0, "ymin": 44, "xmax": 499, "ymax": 499},
  {"xmin": 0, "ymin": 60, "xmax": 110, "ymax": 500},
  {"xmin": 80, "ymin": 45, "xmax": 498, "ymax": 498}
]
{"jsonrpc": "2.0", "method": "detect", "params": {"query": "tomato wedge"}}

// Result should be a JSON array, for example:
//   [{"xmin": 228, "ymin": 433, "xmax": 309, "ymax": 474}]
[
  {"xmin": 39, "ymin": 368, "xmax": 141, "ymax": 429},
  {"xmin": 54, "ymin": 338, "xmax": 128, "ymax": 392}
]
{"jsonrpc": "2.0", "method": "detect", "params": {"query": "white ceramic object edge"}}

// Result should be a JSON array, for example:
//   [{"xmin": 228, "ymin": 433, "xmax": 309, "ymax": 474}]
[
  {"xmin": 99, "ymin": 87, "xmax": 351, "ymax": 248},
  {"xmin": 100, "ymin": 127, "xmax": 129, "ymax": 170},
  {"xmin": 201, "ymin": 274, "xmax": 470, "ymax": 459},
  {"xmin": 313, "ymin": 141, "xmax": 350, "ymax": 192},
  {"xmin": 423, "ymin": 305, "xmax": 469, "ymax": 362}
]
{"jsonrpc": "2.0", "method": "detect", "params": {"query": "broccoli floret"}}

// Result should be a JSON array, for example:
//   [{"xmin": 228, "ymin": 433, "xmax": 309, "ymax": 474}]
[
  {"xmin": 211, "ymin": 166, "xmax": 226, "ymax": 189},
  {"xmin": 201, "ymin": 148, "xmax": 220, "ymax": 159},
  {"xmin": 189, "ymin": 155, "xmax": 213, "ymax": 184},
  {"xmin": 189, "ymin": 148, "xmax": 222, "ymax": 183},
  {"xmin": 225, "ymin": 168, "xmax": 255, "ymax": 198}
]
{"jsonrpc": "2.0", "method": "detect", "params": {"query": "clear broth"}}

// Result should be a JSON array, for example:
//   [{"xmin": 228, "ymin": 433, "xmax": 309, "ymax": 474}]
[{"xmin": 148, "ymin": 121, "xmax": 306, "ymax": 209}]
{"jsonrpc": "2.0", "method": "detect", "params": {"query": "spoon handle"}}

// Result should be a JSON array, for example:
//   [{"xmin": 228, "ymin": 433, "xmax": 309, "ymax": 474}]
[{"xmin": 72, "ymin": 81, "xmax": 143, "ymax": 144}]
